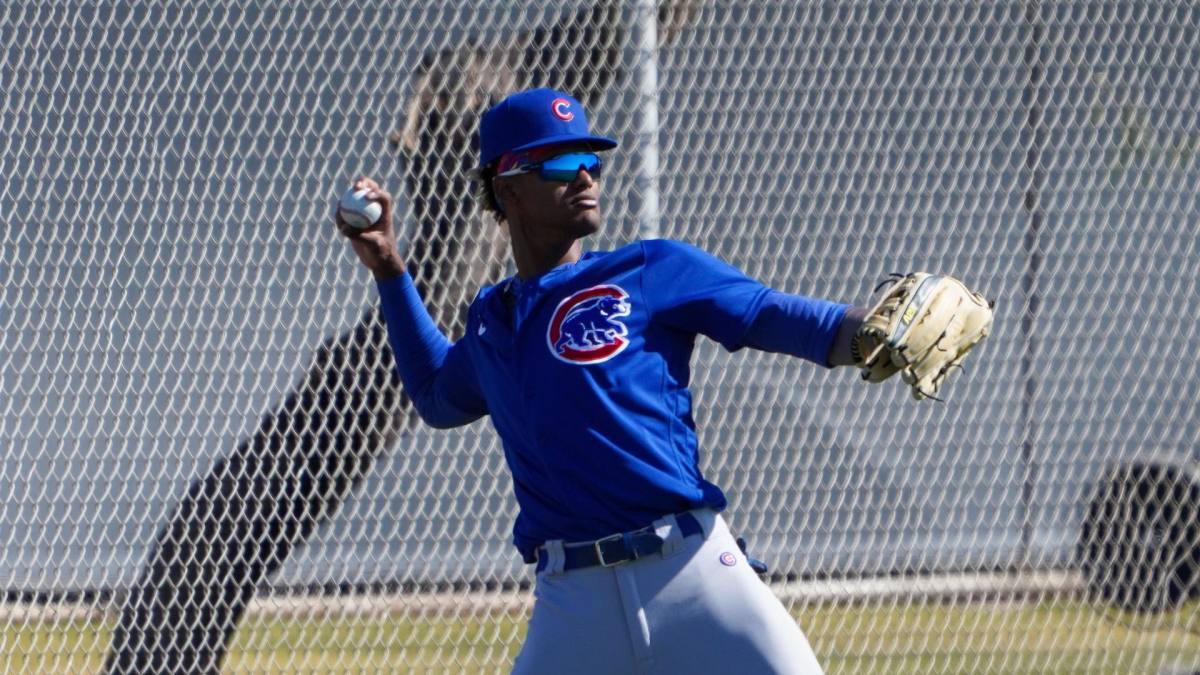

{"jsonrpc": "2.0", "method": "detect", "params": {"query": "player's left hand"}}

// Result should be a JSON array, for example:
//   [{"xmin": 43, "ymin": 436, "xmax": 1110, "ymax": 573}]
[{"xmin": 850, "ymin": 272, "xmax": 994, "ymax": 401}]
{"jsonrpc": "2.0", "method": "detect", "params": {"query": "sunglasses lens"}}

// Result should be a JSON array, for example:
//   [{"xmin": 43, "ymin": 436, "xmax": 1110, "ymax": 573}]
[{"xmin": 539, "ymin": 152, "xmax": 602, "ymax": 181}]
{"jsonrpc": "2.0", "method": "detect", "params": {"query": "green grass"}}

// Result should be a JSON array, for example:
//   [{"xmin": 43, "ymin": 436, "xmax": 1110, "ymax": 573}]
[
  {"xmin": 3, "ymin": 598, "xmax": 1198, "ymax": 674},
  {"xmin": 803, "ymin": 598, "xmax": 1200, "ymax": 674}
]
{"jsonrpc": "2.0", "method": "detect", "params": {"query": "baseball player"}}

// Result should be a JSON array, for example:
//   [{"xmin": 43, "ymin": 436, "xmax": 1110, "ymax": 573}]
[
  {"xmin": 104, "ymin": 4, "xmax": 701, "ymax": 673},
  {"xmin": 338, "ymin": 88, "xmax": 992, "ymax": 674}
]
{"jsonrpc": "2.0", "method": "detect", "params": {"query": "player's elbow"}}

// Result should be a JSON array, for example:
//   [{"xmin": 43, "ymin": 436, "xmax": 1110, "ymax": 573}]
[
  {"xmin": 420, "ymin": 413, "xmax": 468, "ymax": 430},
  {"xmin": 410, "ymin": 395, "xmax": 482, "ymax": 430}
]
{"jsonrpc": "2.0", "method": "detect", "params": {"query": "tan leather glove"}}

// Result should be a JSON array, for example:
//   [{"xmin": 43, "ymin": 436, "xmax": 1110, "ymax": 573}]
[{"xmin": 851, "ymin": 273, "xmax": 994, "ymax": 401}]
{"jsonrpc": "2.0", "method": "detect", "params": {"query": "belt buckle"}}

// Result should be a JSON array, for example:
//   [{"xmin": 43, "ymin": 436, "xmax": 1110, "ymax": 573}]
[{"xmin": 594, "ymin": 533, "xmax": 625, "ymax": 567}]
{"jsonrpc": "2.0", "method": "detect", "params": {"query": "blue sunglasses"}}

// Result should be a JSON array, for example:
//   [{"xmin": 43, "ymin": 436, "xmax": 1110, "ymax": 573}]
[{"xmin": 497, "ymin": 152, "xmax": 603, "ymax": 182}]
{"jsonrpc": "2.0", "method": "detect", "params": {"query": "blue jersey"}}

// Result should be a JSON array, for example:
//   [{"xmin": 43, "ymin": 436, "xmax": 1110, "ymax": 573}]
[{"xmin": 377, "ymin": 239, "xmax": 848, "ymax": 562}]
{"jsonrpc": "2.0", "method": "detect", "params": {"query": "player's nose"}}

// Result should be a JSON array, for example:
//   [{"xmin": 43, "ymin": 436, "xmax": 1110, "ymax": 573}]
[{"xmin": 572, "ymin": 167, "xmax": 596, "ymax": 188}]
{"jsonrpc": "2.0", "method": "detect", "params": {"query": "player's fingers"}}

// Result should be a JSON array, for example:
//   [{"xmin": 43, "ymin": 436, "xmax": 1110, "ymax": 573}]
[
  {"xmin": 333, "ymin": 210, "xmax": 362, "ymax": 239},
  {"xmin": 365, "ymin": 187, "xmax": 393, "ymax": 223}
]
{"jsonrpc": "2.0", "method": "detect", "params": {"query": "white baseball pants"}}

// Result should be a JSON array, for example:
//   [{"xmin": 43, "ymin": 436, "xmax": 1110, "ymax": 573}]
[{"xmin": 511, "ymin": 509, "xmax": 825, "ymax": 675}]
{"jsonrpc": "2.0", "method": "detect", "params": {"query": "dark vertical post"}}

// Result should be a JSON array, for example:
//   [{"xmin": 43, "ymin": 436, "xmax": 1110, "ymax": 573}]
[{"xmin": 1020, "ymin": 0, "xmax": 1047, "ymax": 566}]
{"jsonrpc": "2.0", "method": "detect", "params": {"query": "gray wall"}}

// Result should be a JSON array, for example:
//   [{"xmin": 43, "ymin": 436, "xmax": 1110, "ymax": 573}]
[{"xmin": 2, "ymin": 1, "xmax": 1197, "ymax": 594}]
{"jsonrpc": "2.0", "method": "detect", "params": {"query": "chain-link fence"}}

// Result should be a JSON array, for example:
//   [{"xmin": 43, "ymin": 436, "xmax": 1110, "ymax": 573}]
[{"xmin": 3, "ymin": 1, "xmax": 1199, "ymax": 672}]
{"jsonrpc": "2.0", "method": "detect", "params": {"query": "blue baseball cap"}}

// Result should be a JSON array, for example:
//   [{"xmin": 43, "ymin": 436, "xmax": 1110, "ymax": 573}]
[{"xmin": 478, "ymin": 88, "xmax": 618, "ymax": 169}]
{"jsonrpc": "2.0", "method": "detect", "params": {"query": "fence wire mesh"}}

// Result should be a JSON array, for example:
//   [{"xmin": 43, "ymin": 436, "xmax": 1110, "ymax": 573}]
[{"xmin": 2, "ymin": 1, "xmax": 1199, "ymax": 673}]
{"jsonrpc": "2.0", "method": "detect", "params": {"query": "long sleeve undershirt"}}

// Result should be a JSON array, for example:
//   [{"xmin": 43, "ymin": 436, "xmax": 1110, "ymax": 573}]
[
  {"xmin": 742, "ymin": 290, "xmax": 849, "ymax": 368},
  {"xmin": 375, "ymin": 272, "xmax": 487, "ymax": 429}
]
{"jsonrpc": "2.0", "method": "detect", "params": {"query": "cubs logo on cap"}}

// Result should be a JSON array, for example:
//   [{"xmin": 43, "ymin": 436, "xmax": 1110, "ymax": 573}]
[
  {"xmin": 547, "ymin": 285, "xmax": 631, "ymax": 364},
  {"xmin": 550, "ymin": 98, "xmax": 575, "ymax": 121},
  {"xmin": 478, "ymin": 88, "xmax": 618, "ymax": 169}
]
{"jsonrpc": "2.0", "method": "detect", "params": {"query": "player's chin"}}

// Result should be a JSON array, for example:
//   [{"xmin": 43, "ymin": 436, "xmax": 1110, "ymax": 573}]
[{"xmin": 564, "ymin": 208, "xmax": 602, "ymax": 237}]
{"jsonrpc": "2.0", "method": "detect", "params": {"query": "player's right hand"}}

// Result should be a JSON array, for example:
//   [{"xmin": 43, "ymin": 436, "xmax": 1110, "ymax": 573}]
[{"xmin": 335, "ymin": 177, "xmax": 405, "ymax": 280}]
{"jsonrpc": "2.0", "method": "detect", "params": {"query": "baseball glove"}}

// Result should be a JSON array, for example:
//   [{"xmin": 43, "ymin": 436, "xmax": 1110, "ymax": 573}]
[{"xmin": 850, "ymin": 272, "xmax": 994, "ymax": 401}]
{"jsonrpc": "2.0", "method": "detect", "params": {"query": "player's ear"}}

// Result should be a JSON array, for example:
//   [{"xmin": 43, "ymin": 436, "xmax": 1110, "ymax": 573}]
[{"xmin": 493, "ymin": 176, "xmax": 516, "ymax": 214}]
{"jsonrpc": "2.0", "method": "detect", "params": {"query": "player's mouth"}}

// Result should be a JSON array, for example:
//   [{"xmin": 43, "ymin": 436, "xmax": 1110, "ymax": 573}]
[{"xmin": 569, "ymin": 197, "xmax": 598, "ymax": 210}]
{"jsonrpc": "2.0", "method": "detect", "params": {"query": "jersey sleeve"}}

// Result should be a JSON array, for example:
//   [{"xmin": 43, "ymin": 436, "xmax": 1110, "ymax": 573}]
[
  {"xmin": 641, "ymin": 239, "xmax": 849, "ymax": 365},
  {"xmin": 741, "ymin": 290, "xmax": 849, "ymax": 367},
  {"xmin": 640, "ymin": 239, "xmax": 773, "ymax": 351},
  {"xmin": 376, "ymin": 272, "xmax": 488, "ymax": 429}
]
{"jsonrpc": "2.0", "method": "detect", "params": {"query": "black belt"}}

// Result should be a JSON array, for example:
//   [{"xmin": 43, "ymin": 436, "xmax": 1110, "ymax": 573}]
[{"xmin": 535, "ymin": 512, "xmax": 704, "ymax": 573}]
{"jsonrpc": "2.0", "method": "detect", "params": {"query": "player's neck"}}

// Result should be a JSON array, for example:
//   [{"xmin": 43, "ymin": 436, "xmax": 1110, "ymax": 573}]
[{"xmin": 511, "ymin": 234, "xmax": 583, "ymax": 280}]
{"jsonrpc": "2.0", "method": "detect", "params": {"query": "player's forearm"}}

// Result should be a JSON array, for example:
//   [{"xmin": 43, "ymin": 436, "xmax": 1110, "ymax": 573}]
[
  {"xmin": 376, "ymin": 272, "xmax": 483, "ymax": 428},
  {"xmin": 826, "ymin": 306, "xmax": 868, "ymax": 367},
  {"xmin": 367, "ymin": 250, "xmax": 406, "ymax": 281},
  {"xmin": 741, "ymin": 291, "xmax": 853, "ymax": 367}
]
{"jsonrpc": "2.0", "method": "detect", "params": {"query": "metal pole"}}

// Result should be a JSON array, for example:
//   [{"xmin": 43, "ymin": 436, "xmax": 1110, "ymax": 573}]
[
  {"xmin": 635, "ymin": 0, "xmax": 660, "ymax": 240},
  {"xmin": 1020, "ymin": 0, "xmax": 1047, "ymax": 567}
]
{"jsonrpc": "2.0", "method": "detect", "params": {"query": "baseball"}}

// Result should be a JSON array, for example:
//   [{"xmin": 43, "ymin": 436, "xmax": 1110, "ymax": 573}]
[{"xmin": 338, "ymin": 187, "xmax": 383, "ymax": 229}]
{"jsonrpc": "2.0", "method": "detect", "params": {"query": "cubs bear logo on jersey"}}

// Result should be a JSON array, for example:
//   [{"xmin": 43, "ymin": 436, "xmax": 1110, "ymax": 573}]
[{"xmin": 547, "ymin": 285, "xmax": 631, "ymax": 364}]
